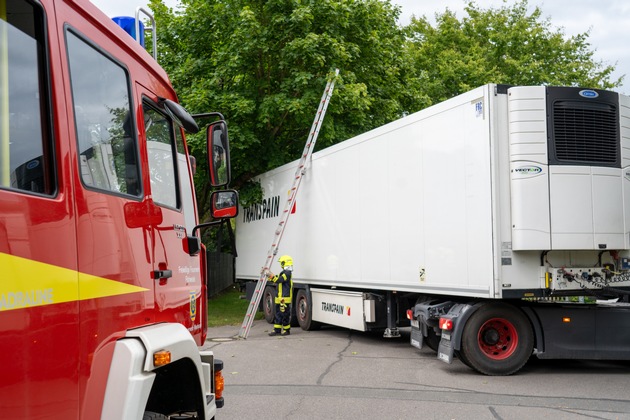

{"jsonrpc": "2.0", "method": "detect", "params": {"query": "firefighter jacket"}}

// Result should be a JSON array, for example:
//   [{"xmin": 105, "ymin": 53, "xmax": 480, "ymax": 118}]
[{"xmin": 270, "ymin": 269, "xmax": 293, "ymax": 304}]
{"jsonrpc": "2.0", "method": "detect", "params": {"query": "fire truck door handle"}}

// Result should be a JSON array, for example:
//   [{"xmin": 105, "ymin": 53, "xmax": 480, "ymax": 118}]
[{"xmin": 153, "ymin": 269, "xmax": 173, "ymax": 279}]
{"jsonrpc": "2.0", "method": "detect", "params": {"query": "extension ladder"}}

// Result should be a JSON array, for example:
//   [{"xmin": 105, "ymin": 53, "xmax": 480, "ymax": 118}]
[{"xmin": 237, "ymin": 69, "xmax": 339, "ymax": 339}]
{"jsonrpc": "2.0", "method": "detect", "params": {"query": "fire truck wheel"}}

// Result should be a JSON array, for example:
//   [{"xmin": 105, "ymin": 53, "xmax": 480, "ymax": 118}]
[
  {"xmin": 263, "ymin": 285, "xmax": 275, "ymax": 324},
  {"xmin": 460, "ymin": 303, "xmax": 533, "ymax": 376},
  {"xmin": 296, "ymin": 289, "xmax": 321, "ymax": 331},
  {"xmin": 143, "ymin": 412, "xmax": 169, "ymax": 420}
]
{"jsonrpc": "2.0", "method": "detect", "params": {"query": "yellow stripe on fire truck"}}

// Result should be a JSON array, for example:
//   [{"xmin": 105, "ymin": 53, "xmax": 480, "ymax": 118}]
[{"xmin": 1, "ymin": 252, "xmax": 148, "ymax": 312}]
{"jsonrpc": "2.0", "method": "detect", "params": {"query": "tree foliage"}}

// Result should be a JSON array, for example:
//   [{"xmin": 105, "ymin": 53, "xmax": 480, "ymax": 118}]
[
  {"xmin": 405, "ymin": 0, "xmax": 622, "ymax": 105},
  {"xmin": 148, "ymin": 0, "xmax": 621, "ymax": 237},
  {"xmin": 149, "ymin": 0, "xmax": 409, "ymax": 214}
]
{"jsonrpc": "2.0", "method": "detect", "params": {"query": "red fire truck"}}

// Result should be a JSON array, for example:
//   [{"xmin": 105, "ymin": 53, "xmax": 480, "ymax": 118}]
[{"xmin": 0, "ymin": 0, "xmax": 237, "ymax": 418}]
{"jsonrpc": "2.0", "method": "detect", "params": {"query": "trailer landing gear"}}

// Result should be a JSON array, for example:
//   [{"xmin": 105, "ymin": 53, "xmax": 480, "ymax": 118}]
[
  {"xmin": 383, "ymin": 291, "xmax": 400, "ymax": 338},
  {"xmin": 383, "ymin": 328, "xmax": 400, "ymax": 338}
]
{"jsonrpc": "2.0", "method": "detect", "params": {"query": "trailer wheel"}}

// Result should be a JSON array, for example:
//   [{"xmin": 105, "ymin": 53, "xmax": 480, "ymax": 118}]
[
  {"xmin": 263, "ymin": 285, "xmax": 275, "ymax": 324},
  {"xmin": 296, "ymin": 289, "xmax": 320, "ymax": 331},
  {"xmin": 460, "ymin": 303, "xmax": 533, "ymax": 376}
]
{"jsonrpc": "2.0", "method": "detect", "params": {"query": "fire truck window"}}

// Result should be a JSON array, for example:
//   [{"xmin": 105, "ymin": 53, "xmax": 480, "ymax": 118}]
[
  {"xmin": 144, "ymin": 105, "xmax": 179, "ymax": 209},
  {"xmin": 66, "ymin": 30, "xmax": 140, "ymax": 197},
  {"xmin": 175, "ymin": 127, "xmax": 196, "ymax": 232},
  {"xmin": 0, "ymin": 0, "xmax": 54, "ymax": 195}
]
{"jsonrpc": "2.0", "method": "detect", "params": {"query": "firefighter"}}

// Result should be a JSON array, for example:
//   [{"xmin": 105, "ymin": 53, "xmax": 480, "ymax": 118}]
[{"xmin": 267, "ymin": 255, "xmax": 293, "ymax": 336}]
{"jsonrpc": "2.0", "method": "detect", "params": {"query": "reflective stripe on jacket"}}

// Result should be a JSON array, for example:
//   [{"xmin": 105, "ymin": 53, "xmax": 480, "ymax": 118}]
[{"xmin": 271, "ymin": 269, "xmax": 292, "ymax": 304}]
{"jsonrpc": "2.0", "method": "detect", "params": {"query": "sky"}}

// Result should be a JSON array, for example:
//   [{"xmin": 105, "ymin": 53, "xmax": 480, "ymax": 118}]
[{"xmin": 90, "ymin": 0, "xmax": 630, "ymax": 94}]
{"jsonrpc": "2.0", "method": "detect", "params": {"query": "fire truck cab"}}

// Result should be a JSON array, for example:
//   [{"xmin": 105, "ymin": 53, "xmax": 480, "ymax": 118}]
[{"xmin": 0, "ymin": 0, "xmax": 235, "ymax": 418}]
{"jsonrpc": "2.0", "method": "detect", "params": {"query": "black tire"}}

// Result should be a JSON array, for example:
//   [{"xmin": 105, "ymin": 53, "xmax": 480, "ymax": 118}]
[
  {"xmin": 455, "ymin": 350, "xmax": 473, "ymax": 368},
  {"xmin": 263, "ymin": 285, "xmax": 275, "ymax": 324},
  {"xmin": 290, "ymin": 301, "xmax": 300, "ymax": 327},
  {"xmin": 143, "ymin": 412, "xmax": 169, "ymax": 420},
  {"xmin": 296, "ymin": 288, "xmax": 321, "ymax": 331},
  {"xmin": 459, "ymin": 303, "xmax": 533, "ymax": 376},
  {"xmin": 425, "ymin": 328, "xmax": 440, "ymax": 352}
]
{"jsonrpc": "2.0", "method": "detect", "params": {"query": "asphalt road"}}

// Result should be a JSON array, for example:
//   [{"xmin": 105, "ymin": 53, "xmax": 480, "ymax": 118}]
[{"xmin": 202, "ymin": 321, "xmax": 630, "ymax": 420}]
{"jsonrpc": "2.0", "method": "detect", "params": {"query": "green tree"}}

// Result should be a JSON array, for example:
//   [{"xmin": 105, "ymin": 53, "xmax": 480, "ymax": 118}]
[
  {"xmin": 149, "ymin": 0, "xmax": 410, "ymax": 217},
  {"xmin": 148, "ymin": 0, "xmax": 620, "ymax": 245},
  {"xmin": 405, "ymin": 0, "xmax": 622, "ymax": 105}
]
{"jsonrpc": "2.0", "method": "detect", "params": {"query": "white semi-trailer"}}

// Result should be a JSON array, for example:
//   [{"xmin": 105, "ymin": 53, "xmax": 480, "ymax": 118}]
[{"xmin": 235, "ymin": 84, "xmax": 630, "ymax": 375}]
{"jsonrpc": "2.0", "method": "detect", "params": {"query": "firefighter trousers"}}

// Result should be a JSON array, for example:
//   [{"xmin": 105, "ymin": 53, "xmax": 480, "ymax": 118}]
[{"xmin": 273, "ymin": 303, "xmax": 291, "ymax": 334}]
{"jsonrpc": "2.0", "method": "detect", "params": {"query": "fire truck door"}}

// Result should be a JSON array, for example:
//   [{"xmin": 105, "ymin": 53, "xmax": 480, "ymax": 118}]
[
  {"xmin": 64, "ymin": 26, "xmax": 158, "ymax": 417},
  {"xmin": 1, "ymin": 1, "xmax": 80, "ymax": 416},
  {"xmin": 139, "ymin": 89, "xmax": 203, "ymax": 336}
]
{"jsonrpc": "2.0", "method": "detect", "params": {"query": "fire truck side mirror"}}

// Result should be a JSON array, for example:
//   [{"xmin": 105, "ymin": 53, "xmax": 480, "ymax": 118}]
[
  {"xmin": 161, "ymin": 98, "xmax": 199, "ymax": 134},
  {"xmin": 207, "ymin": 121, "xmax": 231, "ymax": 188},
  {"xmin": 210, "ymin": 190, "xmax": 239, "ymax": 219}
]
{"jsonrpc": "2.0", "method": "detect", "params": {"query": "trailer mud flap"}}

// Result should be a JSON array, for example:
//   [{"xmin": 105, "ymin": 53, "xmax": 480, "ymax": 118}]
[
  {"xmin": 437, "ymin": 335, "xmax": 454, "ymax": 364},
  {"xmin": 410, "ymin": 326, "xmax": 424, "ymax": 349}
]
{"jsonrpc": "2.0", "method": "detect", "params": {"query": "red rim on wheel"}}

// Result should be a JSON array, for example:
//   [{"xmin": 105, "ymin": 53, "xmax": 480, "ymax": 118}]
[{"xmin": 477, "ymin": 317, "xmax": 519, "ymax": 360}]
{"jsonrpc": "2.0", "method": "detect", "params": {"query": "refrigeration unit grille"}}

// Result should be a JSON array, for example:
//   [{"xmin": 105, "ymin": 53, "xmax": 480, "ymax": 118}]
[{"xmin": 552, "ymin": 100, "xmax": 619, "ymax": 166}]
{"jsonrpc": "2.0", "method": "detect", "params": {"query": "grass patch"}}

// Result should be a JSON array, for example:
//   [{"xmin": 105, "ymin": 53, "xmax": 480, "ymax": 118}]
[{"xmin": 207, "ymin": 286, "xmax": 264, "ymax": 327}]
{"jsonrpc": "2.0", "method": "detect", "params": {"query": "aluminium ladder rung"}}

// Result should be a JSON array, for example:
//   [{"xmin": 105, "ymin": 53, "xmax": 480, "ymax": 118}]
[{"xmin": 237, "ymin": 69, "xmax": 339, "ymax": 339}]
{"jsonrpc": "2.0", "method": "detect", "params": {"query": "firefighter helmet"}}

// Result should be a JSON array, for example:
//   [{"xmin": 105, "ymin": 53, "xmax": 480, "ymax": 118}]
[{"xmin": 278, "ymin": 255, "xmax": 293, "ymax": 268}]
